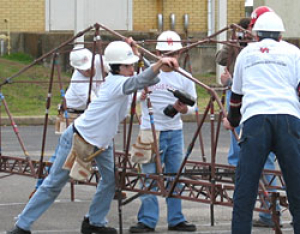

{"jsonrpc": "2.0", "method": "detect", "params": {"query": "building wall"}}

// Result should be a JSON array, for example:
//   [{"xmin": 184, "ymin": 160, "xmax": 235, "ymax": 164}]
[
  {"xmin": 133, "ymin": 0, "xmax": 245, "ymax": 33},
  {"xmin": 0, "ymin": 0, "xmax": 246, "ymax": 33},
  {"xmin": 254, "ymin": 0, "xmax": 299, "ymax": 38},
  {"xmin": 227, "ymin": 0, "xmax": 246, "ymax": 24},
  {"xmin": 0, "ymin": 0, "xmax": 44, "ymax": 32}
]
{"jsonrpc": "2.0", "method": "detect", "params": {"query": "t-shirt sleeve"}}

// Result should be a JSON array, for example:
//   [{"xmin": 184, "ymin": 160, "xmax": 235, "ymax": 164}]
[{"xmin": 122, "ymin": 67, "xmax": 160, "ymax": 95}]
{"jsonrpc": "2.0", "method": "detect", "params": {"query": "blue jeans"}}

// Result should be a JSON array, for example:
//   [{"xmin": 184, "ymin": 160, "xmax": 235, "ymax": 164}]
[
  {"xmin": 16, "ymin": 125, "xmax": 116, "ymax": 231},
  {"xmin": 232, "ymin": 114, "xmax": 300, "ymax": 234},
  {"xmin": 35, "ymin": 148, "xmax": 58, "ymax": 189},
  {"xmin": 137, "ymin": 130, "xmax": 186, "ymax": 228},
  {"xmin": 226, "ymin": 90, "xmax": 279, "ymax": 222}
]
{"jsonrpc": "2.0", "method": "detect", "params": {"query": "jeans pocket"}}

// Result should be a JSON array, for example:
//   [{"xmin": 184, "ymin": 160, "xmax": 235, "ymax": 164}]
[
  {"xmin": 286, "ymin": 115, "xmax": 300, "ymax": 139},
  {"xmin": 240, "ymin": 115, "xmax": 266, "ymax": 140}
]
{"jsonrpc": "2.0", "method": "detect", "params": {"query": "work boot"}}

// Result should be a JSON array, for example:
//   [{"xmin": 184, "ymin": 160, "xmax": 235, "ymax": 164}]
[
  {"xmin": 6, "ymin": 226, "xmax": 31, "ymax": 234},
  {"xmin": 168, "ymin": 221, "xmax": 197, "ymax": 232},
  {"xmin": 129, "ymin": 222, "xmax": 155, "ymax": 233},
  {"xmin": 81, "ymin": 217, "xmax": 117, "ymax": 234}
]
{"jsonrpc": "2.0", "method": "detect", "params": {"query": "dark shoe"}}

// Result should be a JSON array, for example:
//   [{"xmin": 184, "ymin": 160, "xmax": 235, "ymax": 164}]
[
  {"xmin": 168, "ymin": 221, "xmax": 197, "ymax": 232},
  {"xmin": 129, "ymin": 222, "xmax": 155, "ymax": 233},
  {"xmin": 6, "ymin": 226, "xmax": 31, "ymax": 234},
  {"xmin": 252, "ymin": 219, "xmax": 282, "ymax": 228},
  {"xmin": 113, "ymin": 191, "xmax": 127, "ymax": 200},
  {"xmin": 81, "ymin": 217, "xmax": 117, "ymax": 234}
]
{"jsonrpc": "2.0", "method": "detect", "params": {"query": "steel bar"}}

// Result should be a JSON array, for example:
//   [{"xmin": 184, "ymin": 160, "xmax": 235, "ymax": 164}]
[
  {"xmin": 1, "ymin": 26, "xmax": 94, "ymax": 87},
  {"xmin": 37, "ymin": 54, "xmax": 57, "ymax": 180}
]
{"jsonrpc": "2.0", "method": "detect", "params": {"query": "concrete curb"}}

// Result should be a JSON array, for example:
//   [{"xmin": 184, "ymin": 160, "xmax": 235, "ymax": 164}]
[
  {"xmin": 1, "ymin": 116, "xmax": 57, "ymax": 126},
  {"xmin": 0, "ymin": 114, "xmax": 212, "ymax": 126}
]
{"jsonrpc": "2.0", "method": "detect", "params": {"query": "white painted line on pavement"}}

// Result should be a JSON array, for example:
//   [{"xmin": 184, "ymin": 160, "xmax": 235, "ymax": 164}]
[{"xmin": 0, "ymin": 199, "xmax": 86, "ymax": 207}]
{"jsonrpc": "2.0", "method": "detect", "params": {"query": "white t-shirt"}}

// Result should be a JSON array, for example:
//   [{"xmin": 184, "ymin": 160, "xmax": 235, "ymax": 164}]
[
  {"xmin": 140, "ymin": 70, "xmax": 197, "ymax": 131},
  {"xmin": 75, "ymin": 67, "xmax": 159, "ymax": 149},
  {"xmin": 65, "ymin": 55, "xmax": 103, "ymax": 110},
  {"xmin": 232, "ymin": 39, "xmax": 300, "ymax": 124}
]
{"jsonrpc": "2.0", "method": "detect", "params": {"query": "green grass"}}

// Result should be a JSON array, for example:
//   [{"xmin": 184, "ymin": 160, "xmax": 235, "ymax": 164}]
[
  {"xmin": 0, "ymin": 54, "xmax": 71, "ymax": 116},
  {"xmin": 0, "ymin": 54, "xmax": 223, "ymax": 116},
  {"xmin": 3, "ymin": 52, "xmax": 34, "ymax": 64}
]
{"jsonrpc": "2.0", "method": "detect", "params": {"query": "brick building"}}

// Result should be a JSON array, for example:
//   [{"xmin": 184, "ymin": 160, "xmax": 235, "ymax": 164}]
[{"xmin": 0, "ymin": 0, "xmax": 245, "ymax": 33}]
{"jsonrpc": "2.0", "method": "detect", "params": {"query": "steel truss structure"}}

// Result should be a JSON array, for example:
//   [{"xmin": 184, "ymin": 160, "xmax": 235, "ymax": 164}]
[{"xmin": 0, "ymin": 23, "xmax": 289, "ymax": 234}]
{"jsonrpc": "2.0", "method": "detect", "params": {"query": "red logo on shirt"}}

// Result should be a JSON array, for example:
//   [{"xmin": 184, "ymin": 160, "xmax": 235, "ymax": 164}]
[
  {"xmin": 260, "ymin": 47, "xmax": 269, "ymax": 53},
  {"xmin": 167, "ymin": 37, "xmax": 173, "ymax": 45}
]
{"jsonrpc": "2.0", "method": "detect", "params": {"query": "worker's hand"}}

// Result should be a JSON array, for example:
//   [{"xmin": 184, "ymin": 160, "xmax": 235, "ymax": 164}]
[
  {"xmin": 222, "ymin": 117, "xmax": 234, "ymax": 130},
  {"xmin": 125, "ymin": 37, "xmax": 139, "ymax": 56},
  {"xmin": 139, "ymin": 90, "xmax": 147, "ymax": 101},
  {"xmin": 173, "ymin": 100, "xmax": 188, "ymax": 114},
  {"xmin": 160, "ymin": 57, "xmax": 179, "ymax": 69},
  {"xmin": 220, "ymin": 67, "xmax": 232, "ymax": 86},
  {"xmin": 152, "ymin": 57, "xmax": 178, "ymax": 73}
]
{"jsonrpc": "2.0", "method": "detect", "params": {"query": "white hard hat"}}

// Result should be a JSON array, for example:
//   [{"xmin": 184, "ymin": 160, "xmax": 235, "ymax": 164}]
[
  {"xmin": 104, "ymin": 41, "xmax": 139, "ymax": 65},
  {"xmin": 156, "ymin": 31, "xmax": 182, "ymax": 51},
  {"xmin": 252, "ymin": 12, "xmax": 285, "ymax": 32},
  {"xmin": 69, "ymin": 48, "xmax": 93, "ymax": 70}
]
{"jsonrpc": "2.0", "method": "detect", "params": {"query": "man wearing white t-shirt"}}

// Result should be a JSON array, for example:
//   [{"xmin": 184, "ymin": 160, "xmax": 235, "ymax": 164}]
[
  {"xmin": 223, "ymin": 12, "xmax": 300, "ymax": 234},
  {"xmin": 66, "ymin": 48, "xmax": 105, "ymax": 111},
  {"xmin": 30, "ymin": 48, "xmax": 106, "ymax": 197},
  {"xmin": 7, "ymin": 41, "xmax": 179, "ymax": 234},
  {"xmin": 130, "ymin": 31, "xmax": 197, "ymax": 233}
]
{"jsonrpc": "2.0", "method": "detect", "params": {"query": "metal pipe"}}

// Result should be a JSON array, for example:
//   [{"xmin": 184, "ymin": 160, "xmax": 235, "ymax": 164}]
[
  {"xmin": 5, "ymin": 19, "xmax": 11, "ymax": 55},
  {"xmin": 207, "ymin": 0, "xmax": 212, "ymax": 36},
  {"xmin": 183, "ymin": 13, "xmax": 189, "ymax": 32},
  {"xmin": 157, "ymin": 13, "xmax": 163, "ymax": 32},
  {"xmin": 170, "ymin": 13, "xmax": 175, "ymax": 30},
  {"xmin": 2, "ymin": 25, "xmax": 94, "ymax": 86},
  {"xmin": 0, "ymin": 40, "xmax": 4, "ymax": 56}
]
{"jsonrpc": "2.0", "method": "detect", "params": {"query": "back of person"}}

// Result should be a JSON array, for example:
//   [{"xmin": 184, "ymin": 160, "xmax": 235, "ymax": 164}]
[
  {"xmin": 234, "ymin": 39, "xmax": 300, "ymax": 122},
  {"xmin": 65, "ymin": 54, "xmax": 103, "ymax": 110}
]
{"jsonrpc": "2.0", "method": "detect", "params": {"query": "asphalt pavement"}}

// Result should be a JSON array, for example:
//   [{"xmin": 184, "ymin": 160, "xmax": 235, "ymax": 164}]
[{"xmin": 0, "ymin": 123, "xmax": 294, "ymax": 234}]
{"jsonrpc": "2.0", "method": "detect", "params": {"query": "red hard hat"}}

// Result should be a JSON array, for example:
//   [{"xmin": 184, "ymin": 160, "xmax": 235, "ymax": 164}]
[{"xmin": 250, "ymin": 6, "xmax": 273, "ymax": 27}]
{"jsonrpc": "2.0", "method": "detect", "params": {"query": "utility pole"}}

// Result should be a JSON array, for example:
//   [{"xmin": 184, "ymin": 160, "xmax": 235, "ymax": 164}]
[{"xmin": 216, "ymin": 0, "xmax": 227, "ymax": 84}]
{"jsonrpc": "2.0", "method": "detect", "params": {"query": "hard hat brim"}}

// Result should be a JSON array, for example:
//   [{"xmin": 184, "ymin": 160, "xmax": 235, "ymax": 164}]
[{"xmin": 107, "ymin": 54, "xmax": 139, "ymax": 65}]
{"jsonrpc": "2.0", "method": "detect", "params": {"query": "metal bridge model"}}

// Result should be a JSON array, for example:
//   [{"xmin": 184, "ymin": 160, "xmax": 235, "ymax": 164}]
[{"xmin": 0, "ymin": 23, "xmax": 288, "ymax": 234}]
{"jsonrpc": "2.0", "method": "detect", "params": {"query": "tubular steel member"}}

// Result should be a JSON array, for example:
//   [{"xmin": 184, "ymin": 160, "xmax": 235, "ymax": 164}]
[
  {"xmin": 96, "ymin": 22, "xmax": 229, "ymax": 122},
  {"xmin": 195, "ymin": 103, "xmax": 206, "ymax": 162},
  {"xmin": 209, "ymin": 96, "xmax": 216, "ymax": 226},
  {"xmin": 271, "ymin": 192, "xmax": 283, "ymax": 234},
  {"xmin": 144, "ymin": 87, "xmax": 164, "ymax": 178},
  {"xmin": 117, "ymin": 93, "xmax": 138, "ymax": 234},
  {"xmin": 0, "ymin": 92, "xmax": 36, "ymax": 176},
  {"xmin": 213, "ymin": 89, "xmax": 226, "ymax": 153},
  {"xmin": 87, "ymin": 30, "xmax": 98, "ymax": 106},
  {"xmin": 167, "ymin": 96, "xmax": 212, "ymax": 198},
  {"xmin": 117, "ymin": 52, "xmax": 145, "ymax": 234},
  {"xmin": 55, "ymin": 53, "xmax": 70, "ymax": 128},
  {"xmin": 86, "ymin": 24, "xmax": 107, "ymax": 105},
  {"xmin": 0, "ymin": 25, "xmax": 94, "ymax": 88},
  {"xmin": 96, "ymin": 23, "xmax": 244, "ymax": 226},
  {"xmin": 182, "ymin": 27, "xmax": 206, "ymax": 162},
  {"xmin": 37, "ymin": 53, "xmax": 58, "ymax": 181},
  {"xmin": 0, "ymin": 23, "xmax": 289, "ymax": 234},
  {"xmin": 94, "ymin": 24, "xmax": 107, "ymax": 82}
]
